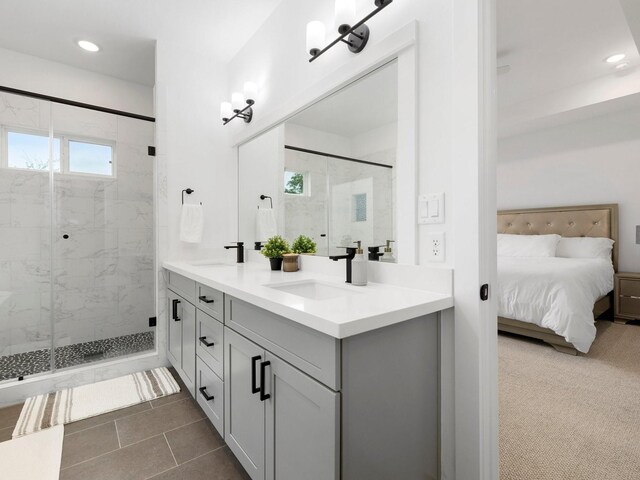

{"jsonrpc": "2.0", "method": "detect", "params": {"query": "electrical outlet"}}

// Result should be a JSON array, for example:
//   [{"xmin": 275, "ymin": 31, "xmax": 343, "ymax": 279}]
[{"xmin": 427, "ymin": 232, "xmax": 445, "ymax": 262}]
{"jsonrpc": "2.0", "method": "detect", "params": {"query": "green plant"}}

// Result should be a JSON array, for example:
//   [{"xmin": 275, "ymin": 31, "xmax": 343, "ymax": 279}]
[
  {"xmin": 291, "ymin": 235, "xmax": 317, "ymax": 254},
  {"xmin": 261, "ymin": 235, "xmax": 290, "ymax": 258}
]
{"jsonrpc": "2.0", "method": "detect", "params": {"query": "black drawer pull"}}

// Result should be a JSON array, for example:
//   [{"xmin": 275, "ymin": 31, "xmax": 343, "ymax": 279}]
[
  {"xmin": 199, "ymin": 295, "xmax": 215, "ymax": 304},
  {"xmin": 199, "ymin": 336, "xmax": 214, "ymax": 347},
  {"xmin": 251, "ymin": 355, "xmax": 261, "ymax": 394},
  {"xmin": 199, "ymin": 386, "xmax": 214, "ymax": 401},
  {"xmin": 260, "ymin": 361, "xmax": 271, "ymax": 401},
  {"xmin": 172, "ymin": 299, "xmax": 181, "ymax": 321}
]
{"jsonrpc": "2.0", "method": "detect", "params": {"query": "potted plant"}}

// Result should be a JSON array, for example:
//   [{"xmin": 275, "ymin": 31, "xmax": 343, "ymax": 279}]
[
  {"xmin": 262, "ymin": 235, "xmax": 290, "ymax": 271},
  {"xmin": 291, "ymin": 235, "xmax": 317, "ymax": 255}
]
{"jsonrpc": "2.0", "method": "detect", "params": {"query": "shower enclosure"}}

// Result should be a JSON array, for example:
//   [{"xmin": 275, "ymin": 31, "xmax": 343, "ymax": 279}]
[{"xmin": 0, "ymin": 91, "xmax": 156, "ymax": 382}]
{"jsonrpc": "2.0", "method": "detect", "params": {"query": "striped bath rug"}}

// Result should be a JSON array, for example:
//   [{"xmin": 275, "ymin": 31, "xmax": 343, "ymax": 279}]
[{"xmin": 12, "ymin": 367, "xmax": 180, "ymax": 438}]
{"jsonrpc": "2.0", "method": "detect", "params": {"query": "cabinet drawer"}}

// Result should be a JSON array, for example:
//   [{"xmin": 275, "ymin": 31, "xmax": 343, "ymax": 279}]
[
  {"xmin": 225, "ymin": 296, "xmax": 340, "ymax": 390},
  {"xmin": 619, "ymin": 297, "xmax": 640, "ymax": 318},
  {"xmin": 197, "ymin": 283, "xmax": 224, "ymax": 319},
  {"xmin": 196, "ymin": 357, "xmax": 224, "ymax": 436},
  {"xmin": 197, "ymin": 310, "xmax": 224, "ymax": 379},
  {"xmin": 619, "ymin": 279, "xmax": 640, "ymax": 298},
  {"xmin": 167, "ymin": 271, "xmax": 196, "ymax": 302}
]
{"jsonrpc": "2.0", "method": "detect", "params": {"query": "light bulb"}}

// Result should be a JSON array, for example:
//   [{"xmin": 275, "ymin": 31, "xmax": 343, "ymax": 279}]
[
  {"xmin": 244, "ymin": 82, "xmax": 258, "ymax": 105},
  {"xmin": 306, "ymin": 21, "xmax": 326, "ymax": 56},
  {"xmin": 335, "ymin": 0, "xmax": 356, "ymax": 34},
  {"xmin": 231, "ymin": 92, "xmax": 245, "ymax": 112}
]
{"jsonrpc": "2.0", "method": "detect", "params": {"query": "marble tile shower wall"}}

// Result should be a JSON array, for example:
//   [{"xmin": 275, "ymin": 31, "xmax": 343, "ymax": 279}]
[{"xmin": 0, "ymin": 92, "xmax": 155, "ymax": 358}]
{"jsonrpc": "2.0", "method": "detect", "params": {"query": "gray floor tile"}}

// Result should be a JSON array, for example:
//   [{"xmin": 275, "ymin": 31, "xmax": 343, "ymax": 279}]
[
  {"xmin": 165, "ymin": 418, "xmax": 224, "ymax": 464},
  {"xmin": 59, "ymin": 434, "xmax": 176, "ymax": 480},
  {"xmin": 0, "ymin": 403, "xmax": 23, "ymax": 429},
  {"xmin": 65, "ymin": 401, "xmax": 152, "ymax": 435},
  {"xmin": 116, "ymin": 398, "xmax": 205, "ymax": 447},
  {"xmin": 149, "ymin": 447, "xmax": 251, "ymax": 480},
  {"xmin": 0, "ymin": 426, "xmax": 13, "ymax": 442},
  {"xmin": 61, "ymin": 421, "xmax": 120, "ymax": 469}
]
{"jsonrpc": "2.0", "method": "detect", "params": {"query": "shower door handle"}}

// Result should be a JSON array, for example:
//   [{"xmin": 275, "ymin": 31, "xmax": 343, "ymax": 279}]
[{"xmin": 172, "ymin": 299, "xmax": 181, "ymax": 321}]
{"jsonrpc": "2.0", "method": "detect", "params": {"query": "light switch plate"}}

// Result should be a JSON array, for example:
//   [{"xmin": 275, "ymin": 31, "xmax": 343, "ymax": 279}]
[{"xmin": 418, "ymin": 193, "xmax": 445, "ymax": 224}]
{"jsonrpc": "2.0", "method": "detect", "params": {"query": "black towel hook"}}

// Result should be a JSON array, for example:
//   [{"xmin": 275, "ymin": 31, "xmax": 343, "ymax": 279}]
[{"xmin": 259, "ymin": 194, "xmax": 273, "ymax": 209}]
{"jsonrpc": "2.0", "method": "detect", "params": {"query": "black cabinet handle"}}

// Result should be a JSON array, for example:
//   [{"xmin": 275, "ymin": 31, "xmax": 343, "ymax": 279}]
[
  {"xmin": 172, "ymin": 299, "xmax": 181, "ymax": 321},
  {"xmin": 260, "ymin": 361, "xmax": 271, "ymax": 401},
  {"xmin": 199, "ymin": 296, "xmax": 215, "ymax": 304},
  {"xmin": 251, "ymin": 355, "xmax": 261, "ymax": 394},
  {"xmin": 199, "ymin": 386, "xmax": 214, "ymax": 401},
  {"xmin": 199, "ymin": 336, "xmax": 214, "ymax": 347}
]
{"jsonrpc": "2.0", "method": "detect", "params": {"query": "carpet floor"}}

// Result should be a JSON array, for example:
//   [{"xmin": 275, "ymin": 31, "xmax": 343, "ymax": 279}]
[{"xmin": 500, "ymin": 321, "xmax": 640, "ymax": 480}]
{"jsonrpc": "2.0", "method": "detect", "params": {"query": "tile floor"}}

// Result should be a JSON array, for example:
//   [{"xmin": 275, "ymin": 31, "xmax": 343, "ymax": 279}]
[{"xmin": 0, "ymin": 368, "xmax": 250, "ymax": 480}]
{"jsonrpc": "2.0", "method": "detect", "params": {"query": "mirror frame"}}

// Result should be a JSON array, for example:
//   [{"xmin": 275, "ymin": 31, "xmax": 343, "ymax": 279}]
[{"xmin": 234, "ymin": 22, "xmax": 418, "ymax": 264}]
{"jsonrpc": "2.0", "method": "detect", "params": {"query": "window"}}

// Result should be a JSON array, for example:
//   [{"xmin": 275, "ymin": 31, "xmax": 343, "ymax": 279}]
[
  {"xmin": 69, "ymin": 140, "xmax": 113, "ymax": 176},
  {"xmin": 3, "ymin": 127, "xmax": 114, "ymax": 177},
  {"xmin": 353, "ymin": 193, "xmax": 367, "ymax": 222},
  {"xmin": 284, "ymin": 171, "xmax": 305, "ymax": 195},
  {"xmin": 7, "ymin": 130, "xmax": 61, "ymax": 171}
]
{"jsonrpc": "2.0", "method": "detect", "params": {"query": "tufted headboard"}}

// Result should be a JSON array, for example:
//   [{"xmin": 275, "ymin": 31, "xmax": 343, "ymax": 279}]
[{"xmin": 497, "ymin": 204, "xmax": 619, "ymax": 271}]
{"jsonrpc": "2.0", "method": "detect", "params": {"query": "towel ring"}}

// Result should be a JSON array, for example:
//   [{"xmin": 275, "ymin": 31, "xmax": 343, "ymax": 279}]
[
  {"xmin": 182, "ymin": 188, "xmax": 202, "ymax": 205},
  {"xmin": 259, "ymin": 194, "xmax": 273, "ymax": 209}
]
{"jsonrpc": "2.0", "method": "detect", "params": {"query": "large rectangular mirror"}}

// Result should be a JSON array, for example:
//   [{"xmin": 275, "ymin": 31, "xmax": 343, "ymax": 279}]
[{"xmin": 239, "ymin": 60, "xmax": 398, "ymax": 259}]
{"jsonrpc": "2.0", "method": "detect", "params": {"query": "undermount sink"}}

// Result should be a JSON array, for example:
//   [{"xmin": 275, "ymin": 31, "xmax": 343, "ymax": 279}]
[{"xmin": 265, "ymin": 279, "xmax": 362, "ymax": 301}]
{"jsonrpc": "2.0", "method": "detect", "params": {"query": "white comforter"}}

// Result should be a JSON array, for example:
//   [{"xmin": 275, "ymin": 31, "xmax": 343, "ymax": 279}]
[{"xmin": 497, "ymin": 257, "xmax": 614, "ymax": 353}]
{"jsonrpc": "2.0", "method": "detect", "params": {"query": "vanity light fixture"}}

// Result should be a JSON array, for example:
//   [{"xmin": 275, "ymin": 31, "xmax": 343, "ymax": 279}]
[
  {"xmin": 221, "ymin": 81, "xmax": 257, "ymax": 125},
  {"xmin": 77, "ymin": 40, "xmax": 100, "ymax": 52},
  {"xmin": 306, "ymin": 0, "xmax": 393, "ymax": 63}
]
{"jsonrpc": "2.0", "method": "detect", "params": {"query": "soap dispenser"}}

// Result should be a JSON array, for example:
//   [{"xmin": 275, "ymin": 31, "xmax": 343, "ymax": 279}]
[
  {"xmin": 380, "ymin": 240, "xmax": 396, "ymax": 263},
  {"xmin": 351, "ymin": 241, "xmax": 368, "ymax": 286}
]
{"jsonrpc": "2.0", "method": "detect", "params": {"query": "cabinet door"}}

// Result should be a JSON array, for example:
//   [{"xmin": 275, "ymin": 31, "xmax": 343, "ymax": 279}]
[
  {"xmin": 224, "ymin": 328, "xmax": 266, "ymax": 480},
  {"xmin": 181, "ymin": 300, "xmax": 196, "ymax": 390},
  {"xmin": 167, "ymin": 292, "xmax": 182, "ymax": 369},
  {"xmin": 265, "ymin": 353, "xmax": 340, "ymax": 480}
]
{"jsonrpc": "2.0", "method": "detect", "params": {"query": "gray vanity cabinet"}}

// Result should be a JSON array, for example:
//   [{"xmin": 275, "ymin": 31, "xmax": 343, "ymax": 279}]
[
  {"xmin": 264, "ymin": 352, "xmax": 340, "ymax": 480},
  {"xmin": 167, "ymin": 290, "xmax": 196, "ymax": 396},
  {"xmin": 224, "ymin": 327, "xmax": 266, "ymax": 480},
  {"xmin": 224, "ymin": 327, "xmax": 340, "ymax": 480}
]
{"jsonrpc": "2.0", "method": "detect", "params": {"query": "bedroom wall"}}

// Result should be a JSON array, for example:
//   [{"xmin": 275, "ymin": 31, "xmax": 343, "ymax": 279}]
[{"xmin": 497, "ymin": 110, "xmax": 640, "ymax": 272}]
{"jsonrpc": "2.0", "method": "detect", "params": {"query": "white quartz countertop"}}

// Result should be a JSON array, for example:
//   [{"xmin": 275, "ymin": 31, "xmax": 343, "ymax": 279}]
[{"xmin": 163, "ymin": 260, "xmax": 453, "ymax": 339}]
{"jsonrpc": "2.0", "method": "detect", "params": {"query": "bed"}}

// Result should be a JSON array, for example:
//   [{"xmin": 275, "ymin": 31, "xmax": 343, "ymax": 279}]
[{"xmin": 497, "ymin": 204, "xmax": 618, "ymax": 355}]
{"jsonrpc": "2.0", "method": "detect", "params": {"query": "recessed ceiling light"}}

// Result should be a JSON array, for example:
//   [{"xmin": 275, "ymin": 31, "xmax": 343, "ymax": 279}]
[
  {"xmin": 615, "ymin": 62, "xmax": 630, "ymax": 70},
  {"xmin": 77, "ymin": 40, "xmax": 100, "ymax": 52},
  {"xmin": 605, "ymin": 53, "xmax": 626, "ymax": 63}
]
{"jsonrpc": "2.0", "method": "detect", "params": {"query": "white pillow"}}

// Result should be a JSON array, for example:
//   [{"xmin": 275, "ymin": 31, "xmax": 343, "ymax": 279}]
[
  {"xmin": 556, "ymin": 237, "xmax": 614, "ymax": 260},
  {"xmin": 497, "ymin": 234, "xmax": 561, "ymax": 257}
]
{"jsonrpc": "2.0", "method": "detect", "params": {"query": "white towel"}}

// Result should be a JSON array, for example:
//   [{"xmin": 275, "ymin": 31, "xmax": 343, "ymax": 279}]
[
  {"xmin": 256, "ymin": 207, "xmax": 277, "ymax": 241},
  {"xmin": 180, "ymin": 204, "xmax": 203, "ymax": 243}
]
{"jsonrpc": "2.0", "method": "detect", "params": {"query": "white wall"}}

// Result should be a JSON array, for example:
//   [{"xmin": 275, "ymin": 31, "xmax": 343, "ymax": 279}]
[
  {"xmin": 0, "ymin": 47, "xmax": 154, "ymax": 117},
  {"xmin": 498, "ymin": 112, "xmax": 640, "ymax": 272}
]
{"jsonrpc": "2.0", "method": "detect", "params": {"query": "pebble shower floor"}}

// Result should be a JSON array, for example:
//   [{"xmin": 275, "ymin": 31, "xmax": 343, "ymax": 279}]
[{"xmin": 0, "ymin": 331, "xmax": 155, "ymax": 381}]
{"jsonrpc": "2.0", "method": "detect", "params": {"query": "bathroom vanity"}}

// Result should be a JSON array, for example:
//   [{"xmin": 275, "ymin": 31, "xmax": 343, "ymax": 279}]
[{"xmin": 163, "ymin": 260, "xmax": 452, "ymax": 480}]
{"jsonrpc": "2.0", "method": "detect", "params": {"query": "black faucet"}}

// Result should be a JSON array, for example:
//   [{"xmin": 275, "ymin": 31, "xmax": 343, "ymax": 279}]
[
  {"xmin": 329, "ymin": 246, "xmax": 357, "ymax": 283},
  {"xmin": 224, "ymin": 242, "xmax": 244, "ymax": 263},
  {"xmin": 254, "ymin": 241, "xmax": 263, "ymax": 251},
  {"xmin": 367, "ymin": 245, "xmax": 385, "ymax": 261}
]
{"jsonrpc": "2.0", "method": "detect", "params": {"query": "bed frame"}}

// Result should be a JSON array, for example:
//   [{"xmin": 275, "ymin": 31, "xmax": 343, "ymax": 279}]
[{"xmin": 497, "ymin": 204, "xmax": 618, "ymax": 355}]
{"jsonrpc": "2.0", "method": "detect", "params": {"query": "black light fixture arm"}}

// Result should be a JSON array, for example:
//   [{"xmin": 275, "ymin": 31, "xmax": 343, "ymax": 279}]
[
  {"xmin": 309, "ymin": 0, "xmax": 393, "ymax": 63},
  {"xmin": 223, "ymin": 102, "xmax": 253, "ymax": 125}
]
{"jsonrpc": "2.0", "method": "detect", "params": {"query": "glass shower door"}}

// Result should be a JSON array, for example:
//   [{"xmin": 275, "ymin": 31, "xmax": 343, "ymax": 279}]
[
  {"xmin": 0, "ymin": 92, "xmax": 54, "ymax": 381},
  {"xmin": 51, "ymin": 103, "xmax": 155, "ymax": 371}
]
